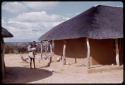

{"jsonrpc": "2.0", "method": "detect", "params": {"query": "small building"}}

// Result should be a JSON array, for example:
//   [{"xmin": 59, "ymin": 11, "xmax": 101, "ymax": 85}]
[
  {"xmin": 1, "ymin": 27, "xmax": 13, "ymax": 78},
  {"xmin": 39, "ymin": 5, "xmax": 123, "ymax": 69}
]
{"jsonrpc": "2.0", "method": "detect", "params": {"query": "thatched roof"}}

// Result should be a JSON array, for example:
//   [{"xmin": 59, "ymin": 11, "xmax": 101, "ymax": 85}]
[
  {"xmin": 1, "ymin": 27, "xmax": 13, "ymax": 38},
  {"xmin": 39, "ymin": 5, "xmax": 123, "ymax": 41}
]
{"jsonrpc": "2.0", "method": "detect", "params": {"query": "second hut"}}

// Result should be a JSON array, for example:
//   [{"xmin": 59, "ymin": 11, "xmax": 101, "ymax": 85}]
[{"xmin": 39, "ymin": 5, "xmax": 123, "ymax": 69}]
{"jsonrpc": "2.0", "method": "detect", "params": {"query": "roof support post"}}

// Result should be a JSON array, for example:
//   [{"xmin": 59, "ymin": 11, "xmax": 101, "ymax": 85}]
[
  {"xmin": 47, "ymin": 41, "xmax": 54, "ymax": 66},
  {"xmin": 40, "ymin": 41, "xmax": 43, "ymax": 60},
  {"xmin": 1, "ymin": 38, "xmax": 5, "ymax": 79},
  {"xmin": 86, "ymin": 38, "xmax": 90, "ymax": 69},
  {"xmin": 62, "ymin": 40, "xmax": 67, "ymax": 65},
  {"xmin": 47, "ymin": 41, "xmax": 53, "ymax": 67},
  {"xmin": 52, "ymin": 40, "xmax": 54, "ymax": 51},
  {"xmin": 115, "ymin": 39, "xmax": 120, "ymax": 66},
  {"xmin": 50, "ymin": 41, "xmax": 53, "ymax": 54}
]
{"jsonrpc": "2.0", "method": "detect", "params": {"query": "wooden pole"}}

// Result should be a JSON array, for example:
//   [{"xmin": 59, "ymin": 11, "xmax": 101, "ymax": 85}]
[
  {"xmin": 40, "ymin": 42, "xmax": 43, "ymax": 60},
  {"xmin": 1, "ymin": 38, "xmax": 5, "ymax": 79},
  {"xmin": 52, "ymin": 40, "xmax": 54, "ymax": 51},
  {"xmin": 86, "ymin": 38, "xmax": 90, "ymax": 69},
  {"xmin": 63, "ymin": 40, "xmax": 67, "ymax": 65},
  {"xmin": 115, "ymin": 39, "xmax": 120, "ymax": 66},
  {"xmin": 50, "ymin": 41, "xmax": 53, "ymax": 54},
  {"xmin": 46, "ymin": 41, "xmax": 53, "ymax": 67}
]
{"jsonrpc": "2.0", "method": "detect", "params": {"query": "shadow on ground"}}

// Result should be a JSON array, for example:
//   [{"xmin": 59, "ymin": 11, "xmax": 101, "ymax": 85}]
[{"xmin": 3, "ymin": 67, "xmax": 53, "ymax": 83}]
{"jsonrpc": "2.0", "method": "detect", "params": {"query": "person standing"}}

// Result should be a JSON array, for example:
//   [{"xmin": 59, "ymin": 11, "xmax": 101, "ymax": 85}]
[{"xmin": 27, "ymin": 42, "xmax": 36, "ymax": 69}]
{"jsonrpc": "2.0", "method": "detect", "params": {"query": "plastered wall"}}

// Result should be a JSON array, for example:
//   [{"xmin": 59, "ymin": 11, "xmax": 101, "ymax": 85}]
[{"xmin": 53, "ymin": 38, "xmax": 123, "ymax": 65}]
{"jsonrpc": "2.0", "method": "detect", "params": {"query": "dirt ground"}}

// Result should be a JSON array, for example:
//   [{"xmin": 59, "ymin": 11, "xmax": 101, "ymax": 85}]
[{"xmin": 3, "ymin": 53, "xmax": 123, "ymax": 84}]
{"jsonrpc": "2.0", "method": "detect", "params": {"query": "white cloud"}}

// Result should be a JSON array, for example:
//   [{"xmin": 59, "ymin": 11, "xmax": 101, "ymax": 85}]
[
  {"xmin": 9, "ymin": 11, "xmax": 68, "ymax": 22},
  {"xmin": 2, "ymin": 2, "xmax": 59, "ymax": 15},
  {"xmin": 2, "ymin": 2, "xmax": 28, "ymax": 14},
  {"xmin": 3, "ymin": 11, "xmax": 69, "ymax": 42},
  {"xmin": 23, "ymin": 2, "xmax": 59, "ymax": 11},
  {"xmin": 2, "ymin": 19, "xmax": 6, "ymax": 27}
]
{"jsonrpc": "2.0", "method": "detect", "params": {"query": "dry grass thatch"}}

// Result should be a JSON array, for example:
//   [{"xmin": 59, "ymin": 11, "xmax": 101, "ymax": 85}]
[
  {"xmin": 2, "ymin": 27, "xmax": 13, "ymax": 38},
  {"xmin": 39, "ymin": 5, "xmax": 123, "ymax": 41}
]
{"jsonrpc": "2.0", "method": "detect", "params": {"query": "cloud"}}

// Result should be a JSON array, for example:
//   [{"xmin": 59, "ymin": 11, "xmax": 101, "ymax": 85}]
[
  {"xmin": 2, "ymin": 2, "xmax": 29, "ymax": 15},
  {"xmin": 10, "ymin": 11, "xmax": 68, "ymax": 22},
  {"xmin": 2, "ymin": 1, "xmax": 59, "ymax": 16},
  {"xmin": 3, "ymin": 11, "xmax": 69, "ymax": 42},
  {"xmin": 23, "ymin": 2, "xmax": 59, "ymax": 11}
]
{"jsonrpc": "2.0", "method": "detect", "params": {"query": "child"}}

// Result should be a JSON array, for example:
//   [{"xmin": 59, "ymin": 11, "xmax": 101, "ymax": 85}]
[{"xmin": 27, "ymin": 43, "xmax": 36, "ymax": 68}]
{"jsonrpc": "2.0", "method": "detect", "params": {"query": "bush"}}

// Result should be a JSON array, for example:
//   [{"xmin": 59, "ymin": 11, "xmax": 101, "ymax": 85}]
[{"xmin": 4, "ymin": 42, "xmax": 42, "ymax": 54}]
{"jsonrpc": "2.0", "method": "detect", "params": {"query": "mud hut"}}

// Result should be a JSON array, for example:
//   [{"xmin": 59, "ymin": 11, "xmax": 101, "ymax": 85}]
[
  {"xmin": 1, "ymin": 27, "xmax": 13, "ymax": 78},
  {"xmin": 39, "ymin": 5, "xmax": 123, "ymax": 68}
]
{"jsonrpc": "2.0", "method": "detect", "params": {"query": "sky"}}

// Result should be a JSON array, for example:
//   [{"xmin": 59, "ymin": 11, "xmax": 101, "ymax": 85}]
[{"xmin": 2, "ymin": 1, "xmax": 123, "ymax": 42}]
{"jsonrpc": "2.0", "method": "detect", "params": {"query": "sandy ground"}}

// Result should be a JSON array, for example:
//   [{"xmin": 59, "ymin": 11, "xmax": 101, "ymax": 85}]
[{"xmin": 3, "ymin": 53, "xmax": 123, "ymax": 84}]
